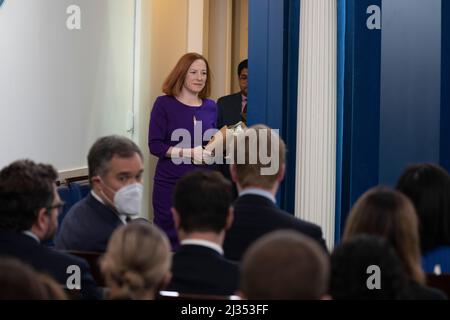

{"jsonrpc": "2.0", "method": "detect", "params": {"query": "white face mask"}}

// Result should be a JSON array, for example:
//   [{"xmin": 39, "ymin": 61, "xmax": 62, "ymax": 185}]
[{"xmin": 113, "ymin": 183, "xmax": 143, "ymax": 216}]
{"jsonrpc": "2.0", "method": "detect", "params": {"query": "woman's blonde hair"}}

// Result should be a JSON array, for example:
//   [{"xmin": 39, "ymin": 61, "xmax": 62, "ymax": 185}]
[
  {"xmin": 101, "ymin": 222, "xmax": 171, "ymax": 300},
  {"xmin": 343, "ymin": 187, "xmax": 425, "ymax": 284},
  {"xmin": 162, "ymin": 52, "xmax": 211, "ymax": 99},
  {"xmin": 38, "ymin": 273, "xmax": 68, "ymax": 300}
]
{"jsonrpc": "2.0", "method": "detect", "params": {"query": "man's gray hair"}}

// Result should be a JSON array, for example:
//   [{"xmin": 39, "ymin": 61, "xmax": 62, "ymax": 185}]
[{"xmin": 87, "ymin": 135, "xmax": 142, "ymax": 184}]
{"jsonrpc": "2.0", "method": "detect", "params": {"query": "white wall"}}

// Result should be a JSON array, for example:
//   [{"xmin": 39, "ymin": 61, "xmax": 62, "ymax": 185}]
[
  {"xmin": 187, "ymin": 0, "xmax": 205, "ymax": 53},
  {"xmin": 207, "ymin": 0, "xmax": 232, "ymax": 100},
  {"xmin": 0, "ymin": 0, "xmax": 135, "ymax": 171},
  {"xmin": 136, "ymin": 0, "xmax": 188, "ymax": 220}
]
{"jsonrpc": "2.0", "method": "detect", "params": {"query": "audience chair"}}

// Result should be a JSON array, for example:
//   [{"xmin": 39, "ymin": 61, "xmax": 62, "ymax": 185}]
[
  {"xmin": 63, "ymin": 250, "xmax": 105, "ymax": 287},
  {"xmin": 68, "ymin": 180, "xmax": 91, "ymax": 200},
  {"xmin": 43, "ymin": 185, "xmax": 81, "ymax": 247}
]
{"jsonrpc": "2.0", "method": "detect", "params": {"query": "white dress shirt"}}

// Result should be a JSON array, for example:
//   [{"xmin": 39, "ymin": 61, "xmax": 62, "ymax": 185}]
[
  {"xmin": 180, "ymin": 239, "xmax": 224, "ymax": 255},
  {"xmin": 91, "ymin": 190, "xmax": 127, "ymax": 224},
  {"xmin": 23, "ymin": 230, "xmax": 40, "ymax": 243},
  {"xmin": 239, "ymin": 188, "xmax": 276, "ymax": 204}
]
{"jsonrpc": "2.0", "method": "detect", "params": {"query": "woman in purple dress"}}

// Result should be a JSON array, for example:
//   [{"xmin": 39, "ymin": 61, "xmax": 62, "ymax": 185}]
[{"xmin": 148, "ymin": 53, "xmax": 217, "ymax": 250}]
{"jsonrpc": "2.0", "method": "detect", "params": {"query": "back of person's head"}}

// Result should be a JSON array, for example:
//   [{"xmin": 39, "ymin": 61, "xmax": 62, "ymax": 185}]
[
  {"xmin": 232, "ymin": 124, "xmax": 286, "ymax": 189},
  {"xmin": 237, "ymin": 59, "xmax": 248, "ymax": 76},
  {"xmin": 240, "ymin": 230, "xmax": 329, "ymax": 300},
  {"xmin": 87, "ymin": 135, "xmax": 142, "ymax": 185},
  {"xmin": 330, "ymin": 235, "xmax": 409, "ymax": 300},
  {"xmin": 0, "ymin": 257, "xmax": 48, "ymax": 300},
  {"xmin": 0, "ymin": 159, "xmax": 57, "ymax": 232},
  {"xmin": 173, "ymin": 171, "xmax": 232, "ymax": 233},
  {"xmin": 162, "ymin": 52, "xmax": 211, "ymax": 99},
  {"xmin": 38, "ymin": 273, "xmax": 68, "ymax": 300},
  {"xmin": 343, "ymin": 187, "xmax": 424, "ymax": 284},
  {"xmin": 396, "ymin": 163, "xmax": 450, "ymax": 252},
  {"xmin": 101, "ymin": 223, "xmax": 171, "ymax": 300}
]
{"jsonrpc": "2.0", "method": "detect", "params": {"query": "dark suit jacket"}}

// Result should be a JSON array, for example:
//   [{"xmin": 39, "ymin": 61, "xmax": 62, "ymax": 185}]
[
  {"xmin": 223, "ymin": 194, "xmax": 328, "ymax": 261},
  {"xmin": 167, "ymin": 244, "xmax": 239, "ymax": 296},
  {"xmin": 217, "ymin": 92, "xmax": 243, "ymax": 129},
  {"xmin": 216, "ymin": 92, "xmax": 244, "ymax": 198},
  {"xmin": 55, "ymin": 194, "xmax": 123, "ymax": 253},
  {"xmin": 0, "ymin": 231, "xmax": 101, "ymax": 299}
]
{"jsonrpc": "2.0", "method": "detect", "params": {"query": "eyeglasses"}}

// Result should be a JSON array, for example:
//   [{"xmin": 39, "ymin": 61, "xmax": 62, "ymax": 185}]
[{"xmin": 46, "ymin": 202, "xmax": 66, "ymax": 214}]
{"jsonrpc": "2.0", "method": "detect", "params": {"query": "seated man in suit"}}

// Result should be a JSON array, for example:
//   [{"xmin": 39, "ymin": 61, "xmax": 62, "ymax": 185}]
[
  {"xmin": 0, "ymin": 160, "xmax": 100, "ymax": 299},
  {"xmin": 223, "ymin": 124, "xmax": 327, "ymax": 261},
  {"xmin": 217, "ymin": 59, "xmax": 248, "ymax": 129},
  {"xmin": 240, "ymin": 230, "xmax": 330, "ymax": 300},
  {"xmin": 166, "ymin": 171, "xmax": 239, "ymax": 296},
  {"xmin": 56, "ymin": 135, "xmax": 144, "ymax": 252}
]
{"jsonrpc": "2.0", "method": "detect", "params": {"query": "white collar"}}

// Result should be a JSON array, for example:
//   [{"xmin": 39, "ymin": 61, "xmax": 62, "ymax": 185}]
[
  {"xmin": 239, "ymin": 188, "xmax": 276, "ymax": 204},
  {"xmin": 91, "ymin": 190, "xmax": 127, "ymax": 225},
  {"xmin": 23, "ymin": 230, "xmax": 40, "ymax": 243},
  {"xmin": 91, "ymin": 189, "xmax": 105, "ymax": 204},
  {"xmin": 180, "ymin": 239, "xmax": 224, "ymax": 255}
]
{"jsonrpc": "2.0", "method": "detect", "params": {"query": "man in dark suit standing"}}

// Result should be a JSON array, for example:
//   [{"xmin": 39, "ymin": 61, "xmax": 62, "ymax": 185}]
[
  {"xmin": 223, "ymin": 125, "xmax": 328, "ymax": 261},
  {"xmin": 0, "ymin": 160, "xmax": 101, "ymax": 299},
  {"xmin": 56, "ymin": 135, "xmax": 144, "ymax": 252},
  {"xmin": 217, "ymin": 59, "xmax": 248, "ymax": 129},
  {"xmin": 166, "ymin": 171, "xmax": 239, "ymax": 296},
  {"xmin": 216, "ymin": 59, "xmax": 248, "ymax": 197}
]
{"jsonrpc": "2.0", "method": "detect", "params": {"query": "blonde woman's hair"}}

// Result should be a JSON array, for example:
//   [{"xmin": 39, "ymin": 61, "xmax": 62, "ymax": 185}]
[
  {"xmin": 101, "ymin": 223, "xmax": 171, "ymax": 300},
  {"xmin": 38, "ymin": 273, "xmax": 68, "ymax": 300},
  {"xmin": 343, "ymin": 187, "xmax": 425, "ymax": 284}
]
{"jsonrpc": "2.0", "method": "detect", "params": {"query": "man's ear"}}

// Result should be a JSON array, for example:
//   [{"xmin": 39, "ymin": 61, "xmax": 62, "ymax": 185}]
[
  {"xmin": 34, "ymin": 208, "xmax": 49, "ymax": 233},
  {"xmin": 171, "ymin": 207, "xmax": 180, "ymax": 230},
  {"xmin": 91, "ymin": 176, "xmax": 102, "ymax": 190},
  {"xmin": 225, "ymin": 207, "xmax": 234, "ymax": 230},
  {"xmin": 277, "ymin": 163, "xmax": 286, "ymax": 183}
]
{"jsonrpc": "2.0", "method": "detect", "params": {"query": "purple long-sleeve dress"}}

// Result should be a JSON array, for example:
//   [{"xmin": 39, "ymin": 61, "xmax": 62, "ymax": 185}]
[{"xmin": 148, "ymin": 95, "xmax": 217, "ymax": 250}]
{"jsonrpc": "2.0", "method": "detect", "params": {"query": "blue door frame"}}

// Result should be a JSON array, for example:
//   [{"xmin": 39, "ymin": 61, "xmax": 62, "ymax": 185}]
[{"xmin": 248, "ymin": 0, "xmax": 300, "ymax": 213}]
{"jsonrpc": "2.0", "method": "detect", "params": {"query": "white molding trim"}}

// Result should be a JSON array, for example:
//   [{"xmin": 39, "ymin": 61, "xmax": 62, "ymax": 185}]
[
  {"xmin": 58, "ymin": 167, "xmax": 88, "ymax": 183},
  {"xmin": 187, "ymin": 0, "xmax": 205, "ymax": 53},
  {"xmin": 295, "ymin": 0, "xmax": 337, "ymax": 250}
]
